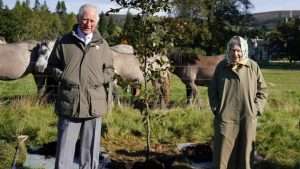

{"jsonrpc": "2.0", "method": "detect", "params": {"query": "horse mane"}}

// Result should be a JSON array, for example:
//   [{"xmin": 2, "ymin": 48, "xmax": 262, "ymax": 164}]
[{"xmin": 168, "ymin": 51, "xmax": 199, "ymax": 66}]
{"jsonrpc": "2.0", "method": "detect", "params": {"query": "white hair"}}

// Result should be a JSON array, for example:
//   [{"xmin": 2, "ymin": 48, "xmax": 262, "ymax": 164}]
[{"xmin": 77, "ymin": 4, "xmax": 99, "ymax": 23}]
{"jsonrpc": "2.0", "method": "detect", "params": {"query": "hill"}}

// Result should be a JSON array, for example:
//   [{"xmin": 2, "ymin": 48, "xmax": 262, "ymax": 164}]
[
  {"xmin": 251, "ymin": 10, "xmax": 300, "ymax": 30},
  {"xmin": 253, "ymin": 10, "xmax": 300, "ymax": 21}
]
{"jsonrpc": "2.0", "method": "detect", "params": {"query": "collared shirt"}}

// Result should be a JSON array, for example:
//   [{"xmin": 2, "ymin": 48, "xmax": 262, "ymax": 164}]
[{"xmin": 77, "ymin": 26, "xmax": 93, "ymax": 45}]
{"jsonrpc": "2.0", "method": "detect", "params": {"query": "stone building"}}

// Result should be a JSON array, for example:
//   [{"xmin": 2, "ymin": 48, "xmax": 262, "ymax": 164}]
[{"xmin": 247, "ymin": 37, "xmax": 269, "ymax": 61}]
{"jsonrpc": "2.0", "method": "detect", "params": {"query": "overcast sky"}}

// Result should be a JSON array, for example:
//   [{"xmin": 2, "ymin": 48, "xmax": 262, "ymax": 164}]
[{"xmin": 2, "ymin": 0, "xmax": 300, "ymax": 14}]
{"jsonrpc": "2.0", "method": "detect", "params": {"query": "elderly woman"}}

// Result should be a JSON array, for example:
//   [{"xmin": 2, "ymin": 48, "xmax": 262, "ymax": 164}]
[{"xmin": 208, "ymin": 36, "xmax": 268, "ymax": 169}]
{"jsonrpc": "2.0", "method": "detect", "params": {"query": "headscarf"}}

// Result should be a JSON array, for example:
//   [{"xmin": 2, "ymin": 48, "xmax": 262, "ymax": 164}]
[{"xmin": 225, "ymin": 36, "xmax": 249, "ymax": 66}]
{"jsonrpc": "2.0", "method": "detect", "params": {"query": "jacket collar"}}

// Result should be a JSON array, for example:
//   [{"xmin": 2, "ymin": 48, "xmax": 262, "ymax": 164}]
[{"xmin": 224, "ymin": 58, "xmax": 251, "ymax": 69}]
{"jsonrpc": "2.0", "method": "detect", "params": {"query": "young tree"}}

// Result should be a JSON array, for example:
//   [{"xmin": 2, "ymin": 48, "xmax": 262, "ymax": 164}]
[{"xmin": 108, "ymin": 0, "xmax": 171, "ymax": 161}]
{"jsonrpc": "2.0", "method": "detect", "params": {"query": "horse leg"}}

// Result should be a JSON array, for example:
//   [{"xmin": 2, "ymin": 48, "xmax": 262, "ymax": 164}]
[
  {"xmin": 44, "ymin": 76, "xmax": 59, "ymax": 103},
  {"xmin": 106, "ymin": 81, "xmax": 114, "ymax": 110},
  {"xmin": 132, "ymin": 84, "xmax": 142, "ymax": 97},
  {"xmin": 185, "ymin": 83, "xmax": 193, "ymax": 105},
  {"xmin": 154, "ymin": 80, "xmax": 164, "ymax": 108},
  {"xmin": 190, "ymin": 82, "xmax": 201, "ymax": 108},
  {"xmin": 33, "ymin": 72, "xmax": 47, "ymax": 105},
  {"xmin": 161, "ymin": 71, "xmax": 171, "ymax": 108},
  {"xmin": 112, "ymin": 80, "xmax": 121, "ymax": 106}
]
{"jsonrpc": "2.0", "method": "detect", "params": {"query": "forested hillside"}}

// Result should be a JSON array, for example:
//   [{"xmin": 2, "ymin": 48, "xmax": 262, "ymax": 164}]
[{"xmin": 251, "ymin": 10, "xmax": 300, "ymax": 30}]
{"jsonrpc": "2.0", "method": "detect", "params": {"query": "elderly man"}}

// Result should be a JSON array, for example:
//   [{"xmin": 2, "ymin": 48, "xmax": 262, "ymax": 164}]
[{"xmin": 47, "ymin": 4, "xmax": 114, "ymax": 169}]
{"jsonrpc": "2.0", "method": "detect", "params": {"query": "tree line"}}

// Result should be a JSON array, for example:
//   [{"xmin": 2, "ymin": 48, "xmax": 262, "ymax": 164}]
[
  {"xmin": 0, "ymin": 0, "xmax": 77, "ymax": 42},
  {"xmin": 0, "ymin": 0, "xmax": 299, "ymax": 61}
]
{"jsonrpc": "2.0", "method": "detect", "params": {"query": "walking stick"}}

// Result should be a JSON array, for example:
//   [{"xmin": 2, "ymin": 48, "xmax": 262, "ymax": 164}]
[{"xmin": 11, "ymin": 135, "xmax": 28, "ymax": 169}]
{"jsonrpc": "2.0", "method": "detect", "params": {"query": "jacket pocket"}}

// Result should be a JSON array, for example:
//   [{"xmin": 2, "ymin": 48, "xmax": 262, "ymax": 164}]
[
  {"xmin": 88, "ymin": 86, "xmax": 107, "ymax": 117},
  {"xmin": 56, "ymin": 84, "xmax": 79, "ymax": 117}
]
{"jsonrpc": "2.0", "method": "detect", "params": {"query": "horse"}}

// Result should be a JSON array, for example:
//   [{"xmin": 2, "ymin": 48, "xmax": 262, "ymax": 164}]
[
  {"xmin": 111, "ymin": 45, "xmax": 171, "ymax": 107},
  {"xmin": 167, "ymin": 51, "xmax": 224, "ymax": 107},
  {"xmin": 0, "ymin": 40, "xmax": 54, "ymax": 103},
  {"xmin": 34, "ymin": 40, "xmax": 57, "ymax": 102}
]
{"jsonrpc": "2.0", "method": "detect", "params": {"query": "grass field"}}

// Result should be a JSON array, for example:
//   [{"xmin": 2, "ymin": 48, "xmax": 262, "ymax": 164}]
[{"xmin": 0, "ymin": 63, "xmax": 299, "ymax": 169}]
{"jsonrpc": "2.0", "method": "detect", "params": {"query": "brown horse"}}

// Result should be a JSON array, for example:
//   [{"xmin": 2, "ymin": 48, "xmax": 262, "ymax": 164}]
[{"xmin": 167, "ymin": 51, "xmax": 224, "ymax": 107}]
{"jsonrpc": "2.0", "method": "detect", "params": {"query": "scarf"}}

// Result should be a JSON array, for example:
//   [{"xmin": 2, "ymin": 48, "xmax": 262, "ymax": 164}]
[{"xmin": 225, "ymin": 36, "xmax": 249, "ymax": 69}]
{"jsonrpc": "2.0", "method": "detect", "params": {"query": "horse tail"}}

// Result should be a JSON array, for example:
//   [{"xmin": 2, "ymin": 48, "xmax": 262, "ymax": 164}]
[{"xmin": 162, "ymin": 70, "xmax": 171, "ymax": 105}]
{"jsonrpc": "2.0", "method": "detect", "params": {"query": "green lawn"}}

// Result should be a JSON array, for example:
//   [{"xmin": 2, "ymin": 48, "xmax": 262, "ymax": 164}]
[{"xmin": 0, "ymin": 63, "xmax": 299, "ymax": 169}]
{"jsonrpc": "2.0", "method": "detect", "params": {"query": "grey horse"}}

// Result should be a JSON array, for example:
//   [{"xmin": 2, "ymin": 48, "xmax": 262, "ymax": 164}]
[
  {"xmin": 35, "ymin": 43, "xmax": 171, "ymax": 107},
  {"xmin": 0, "ymin": 40, "xmax": 52, "ymax": 102}
]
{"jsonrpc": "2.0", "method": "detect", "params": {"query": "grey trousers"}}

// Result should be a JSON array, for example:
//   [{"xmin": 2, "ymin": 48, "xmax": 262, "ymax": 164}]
[{"xmin": 55, "ymin": 116, "xmax": 102, "ymax": 169}]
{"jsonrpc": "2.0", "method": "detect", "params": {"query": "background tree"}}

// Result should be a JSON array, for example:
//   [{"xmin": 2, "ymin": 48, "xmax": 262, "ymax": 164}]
[
  {"xmin": 267, "ymin": 29, "xmax": 285, "ymax": 60},
  {"xmin": 7, "ymin": 0, "xmax": 33, "ymax": 41},
  {"xmin": 106, "ymin": 17, "xmax": 118, "ymax": 45},
  {"xmin": 275, "ymin": 18, "xmax": 300, "ymax": 62},
  {"xmin": 55, "ymin": 1, "xmax": 61, "ymax": 13},
  {"xmin": 0, "ymin": 0, "xmax": 3, "ymax": 9},
  {"xmin": 25, "ymin": 0, "xmax": 30, "ymax": 6},
  {"xmin": 122, "ymin": 11, "xmax": 135, "ymax": 44},
  {"xmin": 107, "ymin": 17, "xmax": 115, "ymax": 36},
  {"xmin": 41, "ymin": 0, "xmax": 49, "ymax": 12},
  {"xmin": 62, "ymin": 13, "xmax": 77, "ymax": 34},
  {"xmin": 98, "ymin": 12, "xmax": 109, "ymax": 40},
  {"xmin": 171, "ymin": 0, "xmax": 254, "ymax": 54},
  {"xmin": 54, "ymin": 1, "xmax": 73, "ymax": 35},
  {"xmin": 0, "ymin": 0, "xmax": 69, "ymax": 42},
  {"xmin": 60, "ymin": 1, "xmax": 67, "ymax": 14},
  {"xmin": 33, "ymin": 0, "xmax": 41, "ymax": 12}
]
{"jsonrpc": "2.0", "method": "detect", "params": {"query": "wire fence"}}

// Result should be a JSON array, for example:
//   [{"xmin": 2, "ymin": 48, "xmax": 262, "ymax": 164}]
[{"xmin": 0, "ymin": 65, "xmax": 299, "ymax": 108}]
